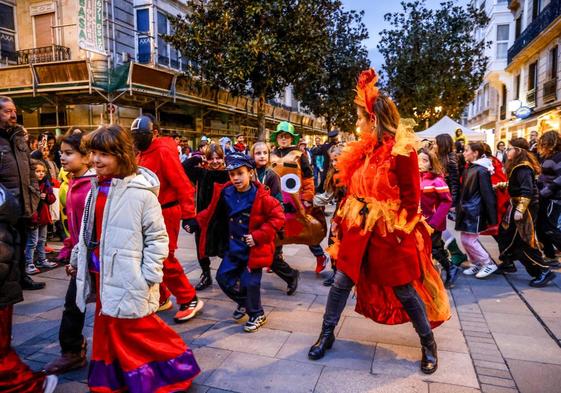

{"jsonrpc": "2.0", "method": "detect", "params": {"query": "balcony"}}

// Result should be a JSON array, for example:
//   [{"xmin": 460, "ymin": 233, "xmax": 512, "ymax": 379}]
[
  {"xmin": 527, "ymin": 88, "xmax": 537, "ymax": 108},
  {"xmin": 543, "ymin": 78, "xmax": 558, "ymax": 103},
  {"xmin": 17, "ymin": 45, "xmax": 71, "ymax": 65},
  {"xmin": 508, "ymin": 0, "xmax": 561, "ymax": 64}
]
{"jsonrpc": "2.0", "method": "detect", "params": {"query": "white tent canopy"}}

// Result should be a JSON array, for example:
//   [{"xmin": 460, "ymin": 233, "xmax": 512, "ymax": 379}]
[{"xmin": 415, "ymin": 116, "xmax": 485, "ymax": 140}]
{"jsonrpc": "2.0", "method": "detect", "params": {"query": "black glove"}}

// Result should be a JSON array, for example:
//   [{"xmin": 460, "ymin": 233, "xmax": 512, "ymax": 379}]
[{"xmin": 182, "ymin": 218, "xmax": 199, "ymax": 233}]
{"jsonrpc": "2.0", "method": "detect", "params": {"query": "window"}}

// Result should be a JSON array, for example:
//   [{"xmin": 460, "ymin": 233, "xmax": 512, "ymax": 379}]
[
  {"xmin": 157, "ymin": 11, "xmax": 169, "ymax": 66},
  {"xmin": 496, "ymin": 24, "xmax": 509, "ymax": 59},
  {"xmin": 532, "ymin": 0, "xmax": 541, "ymax": 22},
  {"xmin": 0, "ymin": 3, "xmax": 15, "ymax": 62},
  {"xmin": 550, "ymin": 46, "xmax": 558, "ymax": 80},
  {"xmin": 136, "ymin": 9, "xmax": 150, "ymax": 63},
  {"xmin": 528, "ymin": 61, "xmax": 538, "ymax": 91},
  {"xmin": 515, "ymin": 74, "xmax": 521, "ymax": 99},
  {"xmin": 515, "ymin": 14, "xmax": 522, "ymax": 39}
]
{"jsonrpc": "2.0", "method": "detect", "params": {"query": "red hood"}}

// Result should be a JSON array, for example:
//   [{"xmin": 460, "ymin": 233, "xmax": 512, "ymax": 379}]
[{"xmin": 140, "ymin": 136, "xmax": 177, "ymax": 157}]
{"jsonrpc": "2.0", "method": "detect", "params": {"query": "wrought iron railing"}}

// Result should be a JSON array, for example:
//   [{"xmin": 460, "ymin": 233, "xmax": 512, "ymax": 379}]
[
  {"xmin": 527, "ymin": 88, "xmax": 537, "ymax": 108},
  {"xmin": 543, "ymin": 78, "xmax": 558, "ymax": 103},
  {"xmin": 508, "ymin": 0, "xmax": 561, "ymax": 64},
  {"xmin": 16, "ymin": 45, "xmax": 71, "ymax": 65}
]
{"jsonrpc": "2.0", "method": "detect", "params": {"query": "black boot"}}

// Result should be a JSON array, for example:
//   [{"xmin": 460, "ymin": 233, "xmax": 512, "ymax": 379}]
[
  {"xmin": 287, "ymin": 270, "xmax": 299, "ymax": 296},
  {"xmin": 444, "ymin": 264, "xmax": 459, "ymax": 289},
  {"xmin": 529, "ymin": 269, "xmax": 555, "ymax": 288},
  {"xmin": 420, "ymin": 333, "xmax": 438, "ymax": 374},
  {"xmin": 308, "ymin": 323, "xmax": 336, "ymax": 360},
  {"xmin": 195, "ymin": 269, "xmax": 212, "ymax": 291}
]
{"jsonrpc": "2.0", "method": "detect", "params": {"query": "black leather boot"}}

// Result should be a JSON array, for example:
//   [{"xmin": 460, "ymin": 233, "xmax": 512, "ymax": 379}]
[
  {"xmin": 308, "ymin": 323, "xmax": 336, "ymax": 360},
  {"xmin": 195, "ymin": 269, "xmax": 212, "ymax": 291},
  {"xmin": 420, "ymin": 333, "xmax": 438, "ymax": 374},
  {"xmin": 529, "ymin": 269, "xmax": 555, "ymax": 288}
]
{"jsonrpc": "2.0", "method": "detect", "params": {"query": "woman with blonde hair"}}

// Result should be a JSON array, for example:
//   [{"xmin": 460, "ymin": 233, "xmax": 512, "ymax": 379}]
[{"xmin": 308, "ymin": 69, "xmax": 450, "ymax": 374}]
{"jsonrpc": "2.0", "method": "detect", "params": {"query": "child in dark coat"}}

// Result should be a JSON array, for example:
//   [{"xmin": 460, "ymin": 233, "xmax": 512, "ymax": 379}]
[
  {"xmin": 24, "ymin": 160, "xmax": 57, "ymax": 275},
  {"xmin": 185, "ymin": 152, "xmax": 285, "ymax": 332}
]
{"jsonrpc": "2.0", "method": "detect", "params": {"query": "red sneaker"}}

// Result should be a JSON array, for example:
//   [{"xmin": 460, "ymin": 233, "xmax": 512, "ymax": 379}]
[
  {"xmin": 315, "ymin": 254, "xmax": 329, "ymax": 275},
  {"xmin": 174, "ymin": 297, "xmax": 204, "ymax": 323}
]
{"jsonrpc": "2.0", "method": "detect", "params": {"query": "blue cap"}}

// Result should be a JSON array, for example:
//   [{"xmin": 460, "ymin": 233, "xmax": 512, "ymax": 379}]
[
  {"xmin": 225, "ymin": 152, "xmax": 255, "ymax": 171},
  {"xmin": 130, "ymin": 115, "xmax": 153, "ymax": 134}
]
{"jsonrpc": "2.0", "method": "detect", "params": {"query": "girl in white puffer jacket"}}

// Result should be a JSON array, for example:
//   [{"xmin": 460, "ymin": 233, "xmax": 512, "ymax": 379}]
[{"xmin": 71, "ymin": 125, "xmax": 199, "ymax": 393}]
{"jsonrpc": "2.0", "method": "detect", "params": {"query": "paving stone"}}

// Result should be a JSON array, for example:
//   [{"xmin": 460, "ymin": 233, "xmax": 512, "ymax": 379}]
[
  {"xmin": 275, "ymin": 332, "xmax": 375, "ymax": 371},
  {"xmin": 542, "ymin": 316, "xmax": 561, "ymax": 342},
  {"xmin": 507, "ymin": 358, "xmax": 561, "ymax": 393},
  {"xmin": 259, "ymin": 289, "xmax": 317, "ymax": 311},
  {"xmin": 193, "ymin": 320, "xmax": 290, "ymax": 357},
  {"xmin": 493, "ymin": 333, "xmax": 561, "ymax": 365},
  {"xmin": 191, "ymin": 346, "xmax": 231, "ymax": 385},
  {"xmin": 54, "ymin": 380, "xmax": 89, "ymax": 393},
  {"xmin": 265, "ymin": 309, "xmax": 326, "ymax": 334},
  {"xmin": 371, "ymin": 343, "xmax": 479, "ymax": 388},
  {"xmin": 461, "ymin": 325, "xmax": 491, "ymax": 333},
  {"xmin": 470, "ymin": 352, "xmax": 506, "ymax": 363},
  {"xmin": 480, "ymin": 384, "xmax": 518, "ymax": 393},
  {"xmin": 477, "ymin": 296, "xmax": 532, "ymax": 316},
  {"xmin": 475, "ymin": 367, "xmax": 512, "ymax": 379},
  {"xmin": 204, "ymin": 352, "xmax": 322, "ymax": 393},
  {"xmin": 189, "ymin": 384, "xmax": 210, "ymax": 393},
  {"xmin": 466, "ymin": 342, "xmax": 503, "ymax": 357},
  {"xmin": 463, "ymin": 331, "xmax": 494, "ymax": 340},
  {"xmin": 428, "ymin": 383, "xmax": 481, "ymax": 393},
  {"xmin": 478, "ymin": 376, "xmax": 516, "ymax": 388},
  {"xmin": 308, "ymin": 294, "xmax": 357, "ymax": 317},
  {"xmin": 472, "ymin": 360, "xmax": 509, "ymax": 371},
  {"xmin": 465, "ymin": 336, "xmax": 496, "ymax": 345},
  {"xmin": 12, "ymin": 318, "xmax": 60, "ymax": 347},
  {"xmin": 338, "ymin": 317, "xmax": 468, "ymax": 353},
  {"xmin": 483, "ymin": 312, "xmax": 550, "ymax": 338},
  {"xmin": 315, "ymin": 368, "xmax": 429, "ymax": 393}
]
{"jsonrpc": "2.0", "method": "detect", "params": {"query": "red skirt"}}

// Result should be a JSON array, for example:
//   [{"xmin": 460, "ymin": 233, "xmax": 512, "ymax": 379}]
[
  {"xmin": 89, "ymin": 274, "xmax": 200, "ymax": 393},
  {"xmin": 0, "ymin": 305, "xmax": 45, "ymax": 393}
]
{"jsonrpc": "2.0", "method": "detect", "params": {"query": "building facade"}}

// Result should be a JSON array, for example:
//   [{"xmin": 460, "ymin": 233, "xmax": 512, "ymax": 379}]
[
  {"xmin": 466, "ymin": 0, "xmax": 514, "ymax": 148},
  {"xmin": 497, "ymin": 0, "xmax": 561, "ymax": 143},
  {"xmin": 0, "ymin": 0, "xmax": 325, "ymax": 141}
]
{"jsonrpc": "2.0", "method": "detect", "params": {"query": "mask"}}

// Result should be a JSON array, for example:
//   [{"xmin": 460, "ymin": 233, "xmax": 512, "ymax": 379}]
[{"xmin": 133, "ymin": 132, "xmax": 153, "ymax": 151}]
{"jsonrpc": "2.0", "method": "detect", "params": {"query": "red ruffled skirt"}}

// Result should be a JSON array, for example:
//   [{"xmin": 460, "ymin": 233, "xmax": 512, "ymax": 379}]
[{"xmin": 89, "ymin": 274, "xmax": 200, "ymax": 393}]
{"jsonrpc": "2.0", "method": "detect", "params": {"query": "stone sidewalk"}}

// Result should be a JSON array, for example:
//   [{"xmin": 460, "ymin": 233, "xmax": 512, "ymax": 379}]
[{"xmin": 12, "ymin": 228, "xmax": 561, "ymax": 393}]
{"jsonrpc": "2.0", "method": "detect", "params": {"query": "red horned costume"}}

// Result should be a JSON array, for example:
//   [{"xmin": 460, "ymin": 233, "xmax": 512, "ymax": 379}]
[{"xmin": 330, "ymin": 69, "xmax": 450, "ymax": 326}]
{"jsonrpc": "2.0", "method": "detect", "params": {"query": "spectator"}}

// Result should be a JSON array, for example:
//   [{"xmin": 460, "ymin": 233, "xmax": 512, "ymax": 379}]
[
  {"xmin": 233, "ymin": 133, "xmax": 249, "ymax": 154},
  {"xmin": 495, "ymin": 141, "xmax": 507, "ymax": 164}
]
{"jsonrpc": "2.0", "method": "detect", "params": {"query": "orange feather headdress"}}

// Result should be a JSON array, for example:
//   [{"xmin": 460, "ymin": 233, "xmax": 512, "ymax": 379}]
[{"xmin": 354, "ymin": 69, "xmax": 380, "ymax": 119}]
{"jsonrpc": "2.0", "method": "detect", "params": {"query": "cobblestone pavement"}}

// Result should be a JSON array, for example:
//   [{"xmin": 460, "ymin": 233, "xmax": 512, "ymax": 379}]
[{"xmin": 12, "ymin": 222, "xmax": 561, "ymax": 393}]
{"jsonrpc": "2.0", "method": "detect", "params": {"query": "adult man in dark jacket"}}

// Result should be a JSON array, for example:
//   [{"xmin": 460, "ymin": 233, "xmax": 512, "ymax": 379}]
[
  {"xmin": 0, "ymin": 96, "xmax": 44, "ymax": 290},
  {"xmin": 314, "ymin": 129, "xmax": 339, "ymax": 192}
]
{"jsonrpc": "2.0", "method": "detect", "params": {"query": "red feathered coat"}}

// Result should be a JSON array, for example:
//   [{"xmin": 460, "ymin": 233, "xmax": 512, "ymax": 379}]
[
  {"xmin": 196, "ymin": 182, "xmax": 285, "ymax": 269},
  {"xmin": 331, "ymin": 131, "xmax": 450, "ymax": 327}
]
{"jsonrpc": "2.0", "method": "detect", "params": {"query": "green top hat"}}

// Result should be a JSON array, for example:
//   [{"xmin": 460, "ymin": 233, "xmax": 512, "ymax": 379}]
[{"xmin": 271, "ymin": 121, "xmax": 300, "ymax": 145}]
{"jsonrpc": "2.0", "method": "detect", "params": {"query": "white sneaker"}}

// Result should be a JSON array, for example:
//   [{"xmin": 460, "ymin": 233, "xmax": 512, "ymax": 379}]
[
  {"xmin": 25, "ymin": 264, "xmax": 40, "ymax": 275},
  {"xmin": 36, "ymin": 259, "xmax": 58, "ymax": 269},
  {"xmin": 476, "ymin": 264, "xmax": 498, "ymax": 279},
  {"xmin": 463, "ymin": 264, "xmax": 482, "ymax": 276},
  {"xmin": 43, "ymin": 374, "xmax": 58, "ymax": 393}
]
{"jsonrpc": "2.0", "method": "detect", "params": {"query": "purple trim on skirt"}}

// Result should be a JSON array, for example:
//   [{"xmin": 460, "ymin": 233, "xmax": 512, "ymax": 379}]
[{"xmin": 88, "ymin": 349, "xmax": 200, "ymax": 392}]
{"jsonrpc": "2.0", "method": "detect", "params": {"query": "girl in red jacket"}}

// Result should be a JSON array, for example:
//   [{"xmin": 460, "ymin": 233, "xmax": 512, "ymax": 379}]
[
  {"xmin": 24, "ymin": 160, "xmax": 58, "ymax": 275},
  {"xmin": 185, "ymin": 152, "xmax": 285, "ymax": 332},
  {"xmin": 418, "ymin": 148, "xmax": 458, "ymax": 288}
]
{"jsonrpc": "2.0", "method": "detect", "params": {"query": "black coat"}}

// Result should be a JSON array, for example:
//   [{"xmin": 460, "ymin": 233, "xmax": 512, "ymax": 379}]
[
  {"xmin": 0, "ymin": 183, "xmax": 23, "ymax": 307},
  {"xmin": 455, "ymin": 161, "xmax": 497, "ymax": 233},
  {"xmin": 538, "ymin": 151, "xmax": 561, "ymax": 200},
  {"xmin": 0, "ymin": 125, "xmax": 39, "ymax": 218},
  {"xmin": 443, "ymin": 152, "xmax": 460, "ymax": 205}
]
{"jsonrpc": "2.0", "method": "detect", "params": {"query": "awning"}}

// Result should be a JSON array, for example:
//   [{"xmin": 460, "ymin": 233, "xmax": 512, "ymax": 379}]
[{"xmin": 416, "ymin": 116, "xmax": 486, "ymax": 140}]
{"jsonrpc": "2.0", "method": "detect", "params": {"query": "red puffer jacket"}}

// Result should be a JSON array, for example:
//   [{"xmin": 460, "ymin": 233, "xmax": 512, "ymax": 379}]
[
  {"xmin": 137, "ymin": 137, "xmax": 195, "ymax": 219},
  {"xmin": 196, "ymin": 181, "xmax": 285, "ymax": 269}
]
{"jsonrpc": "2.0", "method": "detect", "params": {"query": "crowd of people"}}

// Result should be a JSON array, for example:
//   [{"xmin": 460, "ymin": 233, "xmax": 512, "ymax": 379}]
[{"xmin": 0, "ymin": 67, "xmax": 559, "ymax": 392}]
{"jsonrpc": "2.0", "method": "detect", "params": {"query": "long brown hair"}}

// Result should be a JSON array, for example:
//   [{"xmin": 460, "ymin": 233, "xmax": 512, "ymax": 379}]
[
  {"xmin": 505, "ymin": 137, "xmax": 540, "ymax": 176},
  {"xmin": 418, "ymin": 147, "xmax": 444, "ymax": 176},
  {"xmin": 435, "ymin": 133, "xmax": 454, "ymax": 172},
  {"xmin": 467, "ymin": 141, "xmax": 485, "ymax": 159},
  {"xmin": 538, "ymin": 130, "xmax": 561, "ymax": 159},
  {"xmin": 359, "ymin": 93, "xmax": 400, "ymax": 142},
  {"xmin": 83, "ymin": 124, "xmax": 138, "ymax": 177}
]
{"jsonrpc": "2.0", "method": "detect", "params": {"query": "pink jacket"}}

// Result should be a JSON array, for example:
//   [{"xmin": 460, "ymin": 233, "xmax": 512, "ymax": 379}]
[{"xmin": 420, "ymin": 172, "xmax": 452, "ymax": 232}]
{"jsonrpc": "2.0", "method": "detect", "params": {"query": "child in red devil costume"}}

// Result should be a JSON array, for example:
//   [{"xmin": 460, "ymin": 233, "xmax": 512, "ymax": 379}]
[
  {"xmin": 131, "ymin": 114, "xmax": 203, "ymax": 323},
  {"xmin": 308, "ymin": 69, "xmax": 450, "ymax": 374}
]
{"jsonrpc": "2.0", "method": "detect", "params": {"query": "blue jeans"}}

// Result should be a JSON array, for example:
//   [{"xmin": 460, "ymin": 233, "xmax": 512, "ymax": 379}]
[
  {"xmin": 25, "ymin": 224, "xmax": 47, "ymax": 265},
  {"xmin": 216, "ymin": 255, "xmax": 263, "ymax": 317},
  {"xmin": 309, "ymin": 245, "xmax": 324, "ymax": 257},
  {"xmin": 323, "ymin": 270, "xmax": 432, "ymax": 338}
]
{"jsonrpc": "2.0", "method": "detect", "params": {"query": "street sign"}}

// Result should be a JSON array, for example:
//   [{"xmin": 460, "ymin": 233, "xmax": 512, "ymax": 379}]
[
  {"xmin": 514, "ymin": 106, "xmax": 532, "ymax": 119},
  {"xmin": 78, "ymin": 0, "xmax": 105, "ymax": 55}
]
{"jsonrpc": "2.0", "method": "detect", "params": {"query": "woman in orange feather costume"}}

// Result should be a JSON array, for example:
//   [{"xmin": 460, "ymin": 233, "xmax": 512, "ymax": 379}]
[{"xmin": 308, "ymin": 69, "xmax": 450, "ymax": 374}]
